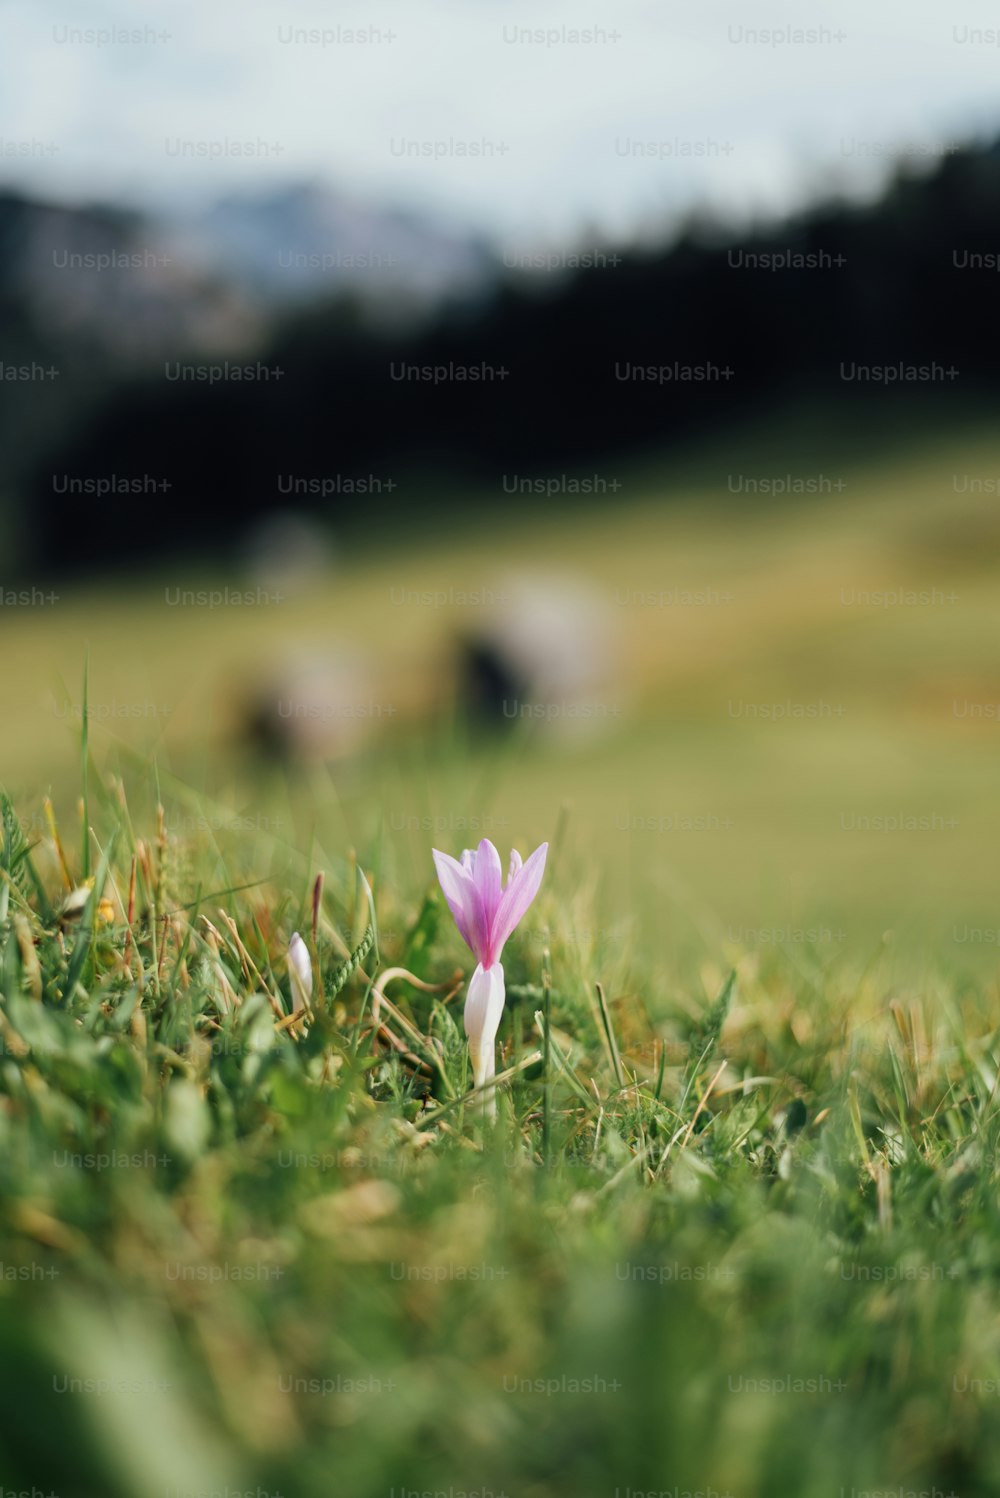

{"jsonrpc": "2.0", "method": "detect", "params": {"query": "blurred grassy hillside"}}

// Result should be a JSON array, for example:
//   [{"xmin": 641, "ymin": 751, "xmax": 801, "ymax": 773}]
[{"xmin": 4, "ymin": 416, "xmax": 999, "ymax": 967}]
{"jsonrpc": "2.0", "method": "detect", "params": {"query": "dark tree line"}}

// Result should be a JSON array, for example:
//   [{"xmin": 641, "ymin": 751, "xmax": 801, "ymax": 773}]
[{"xmin": 12, "ymin": 141, "xmax": 1000, "ymax": 574}]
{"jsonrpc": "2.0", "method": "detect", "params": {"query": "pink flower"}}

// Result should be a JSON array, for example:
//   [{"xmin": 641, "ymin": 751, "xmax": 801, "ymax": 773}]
[{"xmin": 433, "ymin": 838, "xmax": 547, "ymax": 1117}]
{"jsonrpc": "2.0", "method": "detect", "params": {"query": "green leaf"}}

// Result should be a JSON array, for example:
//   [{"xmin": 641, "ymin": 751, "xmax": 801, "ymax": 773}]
[
  {"xmin": 164, "ymin": 1078, "xmax": 211, "ymax": 1163},
  {"xmin": 327, "ymin": 920, "xmax": 376, "ymax": 1001}
]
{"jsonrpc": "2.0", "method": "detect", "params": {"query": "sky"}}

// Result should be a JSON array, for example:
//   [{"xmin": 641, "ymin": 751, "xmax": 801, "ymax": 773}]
[{"xmin": 4, "ymin": 0, "xmax": 1000, "ymax": 249}]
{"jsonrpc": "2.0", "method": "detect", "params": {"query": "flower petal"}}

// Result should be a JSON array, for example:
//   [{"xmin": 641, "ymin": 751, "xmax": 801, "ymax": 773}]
[
  {"xmin": 489, "ymin": 842, "xmax": 548, "ymax": 960},
  {"xmin": 288, "ymin": 931, "xmax": 313, "ymax": 1007},
  {"xmin": 432, "ymin": 848, "xmax": 482, "ymax": 957},
  {"xmin": 473, "ymin": 838, "xmax": 503, "ymax": 936},
  {"xmin": 508, "ymin": 848, "xmax": 523, "ymax": 882}
]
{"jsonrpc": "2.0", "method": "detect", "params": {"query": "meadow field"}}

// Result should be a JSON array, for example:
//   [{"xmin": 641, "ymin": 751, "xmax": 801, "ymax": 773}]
[{"xmin": 1, "ymin": 417, "xmax": 999, "ymax": 1495}]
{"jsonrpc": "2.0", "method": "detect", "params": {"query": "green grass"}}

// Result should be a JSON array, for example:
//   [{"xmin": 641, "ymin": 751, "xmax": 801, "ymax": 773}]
[
  {"xmin": 4, "ymin": 416, "xmax": 1000, "ymax": 1493},
  {"xmin": 2, "ymin": 764, "xmax": 1000, "ymax": 1498}
]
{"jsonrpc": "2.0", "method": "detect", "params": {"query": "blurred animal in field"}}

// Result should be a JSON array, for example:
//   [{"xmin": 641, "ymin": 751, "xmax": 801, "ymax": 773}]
[{"xmin": 456, "ymin": 572, "xmax": 622, "ymax": 742}]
